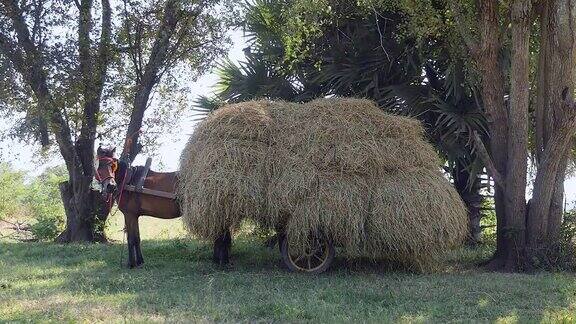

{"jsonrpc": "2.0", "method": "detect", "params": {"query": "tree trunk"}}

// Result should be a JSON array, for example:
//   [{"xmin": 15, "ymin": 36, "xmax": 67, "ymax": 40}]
[
  {"xmin": 498, "ymin": 0, "xmax": 531, "ymax": 271},
  {"xmin": 56, "ymin": 180, "xmax": 95, "ymax": 242},
  {"xmin": 0, "ymin": 0, "xmax": 112, "ymax": 243},
  {"xmin": 454, "ymin": 0, "xmax": 576, "ymax": 271},
  {"xmin": 452, "ymin": 162, "xmax": 483, "ymax": 245},
  {"xmin": 55, "ymin": 160, "xmax": 111, "ymax": 243},
  {"xmin": 528, "ymin": 0, "xmax": 576, "ymax": 248},
  {"xmin": 547, "ymin": 148, "xmax": 569, "ymax": 239},
  {"xmin": 475, "ymin": 0, "xmax": 509, "ymax": 268},
  {"xmin": 529, "ymin": 118, "xmax": 576, "ymax": 244},
  {"xmin": 56, "ymin": 0, "xmax": 112, "ymax": 243}
]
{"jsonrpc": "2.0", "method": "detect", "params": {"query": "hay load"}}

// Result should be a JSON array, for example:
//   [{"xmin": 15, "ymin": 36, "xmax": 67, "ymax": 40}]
[{"xmin": 178, "ymin": 98, "xmax": 467, "ymax": 270}]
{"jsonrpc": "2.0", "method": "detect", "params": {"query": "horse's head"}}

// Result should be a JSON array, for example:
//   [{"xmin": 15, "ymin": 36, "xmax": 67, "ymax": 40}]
[{"xmin": 95, "ymin": 146, "xmax": 118, "ymax": 195}]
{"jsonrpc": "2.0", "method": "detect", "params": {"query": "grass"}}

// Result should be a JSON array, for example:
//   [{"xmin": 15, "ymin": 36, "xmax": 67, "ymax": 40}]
[{"xmin": 2, "ymin": 216, "xmax": 576, "ymax": 323}]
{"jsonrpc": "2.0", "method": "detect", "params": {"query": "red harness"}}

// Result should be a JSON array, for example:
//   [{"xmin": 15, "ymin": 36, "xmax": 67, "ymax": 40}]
[
  {"xmin": 95, "ymin": 157, "xmax": 128, "ymax": 211},
  {"xmin": 95, "ymin": 157, "xmax": 117, "ymax": 182}
]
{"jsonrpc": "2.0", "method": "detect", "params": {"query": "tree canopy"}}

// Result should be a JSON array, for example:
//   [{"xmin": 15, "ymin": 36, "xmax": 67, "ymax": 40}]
[{"xmin": 0, "ymin": 0, "xmax": 237, "ymax": 241}]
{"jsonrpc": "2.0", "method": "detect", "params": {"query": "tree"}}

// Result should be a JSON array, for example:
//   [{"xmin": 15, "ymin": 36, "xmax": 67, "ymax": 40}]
[
  {"xmin": 443, "ymin": 0, "xmax": 576, "ymax": 270},
  {"xmin": 0, "ymin": 0, "xmax": 113, "ymax": 242},
  {"xmin": 0, "ymin": 0, "xmax": 233, "ymax": 242}
]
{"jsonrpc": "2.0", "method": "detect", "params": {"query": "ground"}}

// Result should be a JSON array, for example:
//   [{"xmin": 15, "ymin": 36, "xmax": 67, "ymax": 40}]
[{"xmin": 1, "ymin": 216, "xmax": 576, "ymax": 323}]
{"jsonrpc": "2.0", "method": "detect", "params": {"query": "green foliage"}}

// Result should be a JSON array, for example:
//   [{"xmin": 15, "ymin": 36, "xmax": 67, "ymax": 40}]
[
  {"xmin": 480, "ymin": 198, "xmax": 497, "ymax": 245},
  {"xmin": 0, "ymin": 164, "xmax": 66, "ymax": 240},
  {"xmin": 25, "ymin": 167, "xmax": 67, "ymax": 240},
  {"xmin": 526, "ymin": 209, "xmax": 576, "ymax": 272},
  {"xmin": 0, "ymin": 164, "xmax": 26, "ymax": 221},
  {"xmin": 216, "ymin": 52, "xmax": 299, "ymax": 102},
  {"xmin": 0, "ymin": 0, "xmax": 238, "ymax": 157}
]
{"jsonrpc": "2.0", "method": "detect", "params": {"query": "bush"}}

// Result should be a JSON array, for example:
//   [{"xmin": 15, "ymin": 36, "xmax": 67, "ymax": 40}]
[
  {"xmin": 0, "ymin": 164, "xmax": 67, "ymax": 240},
  {"xmin": 25, "ymin": 166, "xmax": 67, "ymax": 240},
  {"xmin": 30, "ymin": 214, "xmax": 63, "ymax": 240},
  {"xmin": 480, "ymin": 198, "xmax": 496, "ymax": 245},
  {"xmin": 525, "ymin": 209, "xmax": 576, "ymax": 271},
  {"xmin": 0, "ymin": 164, "xmax": 26, "ymax": 221}
]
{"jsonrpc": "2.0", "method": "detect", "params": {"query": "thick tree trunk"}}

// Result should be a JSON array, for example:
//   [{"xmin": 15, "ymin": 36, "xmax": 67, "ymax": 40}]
[
  {"xmin": 56, "ymin": 177, "xmax": 109, "ymax": 243},
  {"xmin": 528, "ymin": 0, "xmax": 576, "ymax": 248},
  {"xmin": 56, "ymin": 0, "xmax": 112, "ymax": 243},
  {"xmin": 56, "ymin": 181, "xmax": 95, "ymax": 242},
  {"xmin": 533, "ymin": 2, "xmax": 567, "ymax": 242},
  {"xmin": 475, "ymin": 0, "xmax": 509, "ymax": 267},
  {"xmin": 498, "ymin": 0, "xmax": 531, "ymax": 271},
  {"xmin": 529, "ymin": 119, "xmax": 576, "ymax": 244}
]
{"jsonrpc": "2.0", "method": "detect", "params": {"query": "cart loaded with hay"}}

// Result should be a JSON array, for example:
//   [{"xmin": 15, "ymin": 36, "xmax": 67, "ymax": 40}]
[{"xmin": 178, "ymin": 98, "xmax": 468, "ymax": 273}]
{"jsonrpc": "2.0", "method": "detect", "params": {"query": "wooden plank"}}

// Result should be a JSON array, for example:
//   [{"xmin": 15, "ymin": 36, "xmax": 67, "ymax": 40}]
[
  {"xmin": 124, "ymin": 185, "xmax": 176, "ymax": 200},
  {"xmin": 135, "ymin": 157, "xmax": 152, "ymax": 191}
]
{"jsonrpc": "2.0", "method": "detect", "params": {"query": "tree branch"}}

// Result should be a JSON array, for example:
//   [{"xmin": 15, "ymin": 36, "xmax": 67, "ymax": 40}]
[
  {"xmin": 0, "ymin": 0, "xmax": 76, "ymax": 170},
  {"xmin": 473, "ymin": 131, "xmax": 506, "ymax": 190},
  {"xmin": 450, "ymin": 1, "xmax": 480, "ymax": 56},
  {"xmin": 76, "ymin": 0, "xmax": 112, "ymax": 175},
  {"xmin": 122, "ymin": 0, "xmax": 142, "ymax": 80},
  {"xmin": 121, "ymin": 0, "xmax": 180, "ymax": 162},
  {"xmin": 95, "ymin": 0, "xmax": 111, "ymax": 93}
]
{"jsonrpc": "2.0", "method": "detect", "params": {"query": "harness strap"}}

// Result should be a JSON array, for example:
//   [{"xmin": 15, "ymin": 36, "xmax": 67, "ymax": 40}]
[{"xmin": 116, "ymin": 167, "xmax": 129, "ymax": 210}]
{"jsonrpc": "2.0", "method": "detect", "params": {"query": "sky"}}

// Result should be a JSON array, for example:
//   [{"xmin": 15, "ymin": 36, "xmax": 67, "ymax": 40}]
[{"xmin": 2, "ymin": 29, "xmax": 576, "ymax": 206}]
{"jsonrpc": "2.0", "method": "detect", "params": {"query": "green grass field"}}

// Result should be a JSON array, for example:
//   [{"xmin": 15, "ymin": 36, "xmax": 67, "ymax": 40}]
[{"xmin": 2, "ymin": 216, "xmax": 576, "ymax": 323}]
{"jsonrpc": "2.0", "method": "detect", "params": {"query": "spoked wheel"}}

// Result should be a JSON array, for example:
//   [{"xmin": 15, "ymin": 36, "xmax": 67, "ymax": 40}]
[{"xmin": 280, "ymin": 232, "xmax": 335, "ymax": 274}]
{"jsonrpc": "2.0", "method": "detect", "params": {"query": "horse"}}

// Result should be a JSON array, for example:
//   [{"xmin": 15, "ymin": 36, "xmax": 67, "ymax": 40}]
[{"xmin": 95, "ymin": 147, "xmax": 231, "ymax": 268}]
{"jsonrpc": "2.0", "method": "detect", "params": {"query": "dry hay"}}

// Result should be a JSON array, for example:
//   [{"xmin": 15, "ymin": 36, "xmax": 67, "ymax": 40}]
[{"xmin": 178, "ymin": 98, "xmax": 467, "ymax": 270}]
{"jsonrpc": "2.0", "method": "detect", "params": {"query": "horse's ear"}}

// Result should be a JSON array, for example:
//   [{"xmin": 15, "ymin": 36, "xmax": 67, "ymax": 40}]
[
  {"xmin": 111, "ymin": 147, "xmax": 116, "ymax": 155},
  {"xmin": 97, "ymin": 146, "xmax": 103, "ymax": 155}
]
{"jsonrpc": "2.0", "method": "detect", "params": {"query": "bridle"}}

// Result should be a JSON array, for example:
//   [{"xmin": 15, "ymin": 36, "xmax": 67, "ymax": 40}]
[
  {"xmin": 95, "ymin": 156, "xmax": 118, "ymax": 183},
  {"xmin": 94, "ymin": 156, "xmax": 123, "ymax": 211}
]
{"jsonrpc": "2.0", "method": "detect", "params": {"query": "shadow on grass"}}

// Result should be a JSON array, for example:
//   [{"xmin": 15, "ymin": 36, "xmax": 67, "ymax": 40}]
[{"xmin": 1, "ymin": 238, "xmax": 575, "ymax": 322}]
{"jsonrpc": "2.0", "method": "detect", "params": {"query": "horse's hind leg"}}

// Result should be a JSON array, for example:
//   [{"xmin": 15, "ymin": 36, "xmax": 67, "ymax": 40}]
[
  {"xmin": 213, "ymin": 229, "xmax": 231, "ymax": 266},
  {"xmin": 224, "ymin": 230, "xmax": 231, "ymax": 255}
]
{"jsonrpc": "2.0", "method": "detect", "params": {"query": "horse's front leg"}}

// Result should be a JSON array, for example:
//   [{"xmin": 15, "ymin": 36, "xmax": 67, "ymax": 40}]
[
  {"xmin": 213, "ymin": 229, "xmax": 232, "ymax": 266},
  {"xmin": 124, "ymin": 213, "xmax": 140, "ymax": 268},
  {"xmin": 134, "ymin": 217, "xmax": 144, "ymax": 266}
]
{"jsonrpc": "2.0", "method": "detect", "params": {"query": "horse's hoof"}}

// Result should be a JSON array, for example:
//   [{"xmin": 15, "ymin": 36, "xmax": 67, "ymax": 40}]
[
  {"xmin": 212, "ymin": 259, "xmax": 230, "ymax": 267},
  {"xmin": 219, "ymin": 259, "xmax": 231, "ymax": 267}
]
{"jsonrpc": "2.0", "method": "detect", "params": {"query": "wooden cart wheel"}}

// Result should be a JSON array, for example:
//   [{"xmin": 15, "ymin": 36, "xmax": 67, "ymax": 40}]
[{"xmin": 280, "ymin": 233, "xmax": 335, "ymax": 274}]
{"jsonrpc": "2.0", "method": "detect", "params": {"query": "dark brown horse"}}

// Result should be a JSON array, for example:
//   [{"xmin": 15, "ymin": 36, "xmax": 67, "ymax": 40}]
[{"xmin": 95, "ymin": 147, "xmax": 231, "ymax": 268}]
